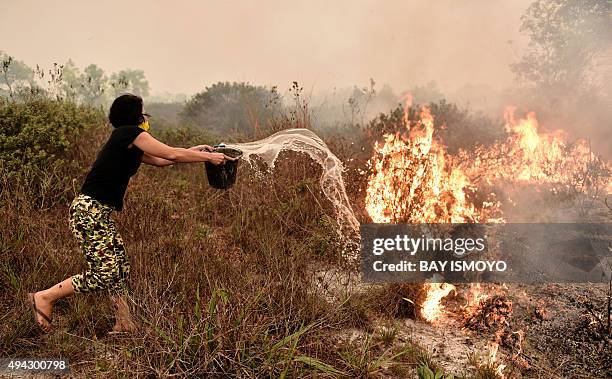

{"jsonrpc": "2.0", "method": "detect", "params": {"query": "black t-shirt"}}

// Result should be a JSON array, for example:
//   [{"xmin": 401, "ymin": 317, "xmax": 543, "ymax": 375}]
[{"xmin": 80, "ymin": 125, "xmax": 146, "ymax": 211}]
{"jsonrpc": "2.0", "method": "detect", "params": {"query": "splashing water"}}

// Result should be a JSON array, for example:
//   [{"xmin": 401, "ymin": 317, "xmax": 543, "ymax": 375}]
[{"xmin": 225, "ymin": 128, "xmax": 360, "ymax": 257}]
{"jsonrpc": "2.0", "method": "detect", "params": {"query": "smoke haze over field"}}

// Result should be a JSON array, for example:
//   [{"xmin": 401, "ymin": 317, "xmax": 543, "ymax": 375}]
[{"xmin": 0, "ymin": 0, "xmax": 531, "ymax": 97}]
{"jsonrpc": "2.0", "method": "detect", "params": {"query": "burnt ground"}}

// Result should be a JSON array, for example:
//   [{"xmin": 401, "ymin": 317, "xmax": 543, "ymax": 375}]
[
  {"xmin": 314, "ymin": 269, "xmax": 612, "ymax": 378},
  {"xmin": 421, "ymin": 282, "xmax": 611, "ymax": 377},
  {"xmin": 504, "ymin": 283, "xmax": 611, "ymax": 377}
]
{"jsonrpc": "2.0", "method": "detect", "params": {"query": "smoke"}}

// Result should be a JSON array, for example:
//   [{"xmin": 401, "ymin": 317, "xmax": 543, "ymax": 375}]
[
  {"xmin": 1, "ymin": 1, "xmax": 609, "ymax": 158},
  {"xmin": 0, "ymin": 0, "xmax": 530, "ymax": 95}
]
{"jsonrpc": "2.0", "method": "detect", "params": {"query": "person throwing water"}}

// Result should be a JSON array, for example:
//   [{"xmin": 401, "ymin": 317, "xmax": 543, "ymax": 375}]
[{"xmin": 28, "ymin": 93, "xmax": 231, "ymax": 333}]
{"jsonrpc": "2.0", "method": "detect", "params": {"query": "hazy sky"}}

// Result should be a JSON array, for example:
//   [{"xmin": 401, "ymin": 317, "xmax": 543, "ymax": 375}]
[{"xmin": 0, "ymin": 0, "xmax": 532, "ymax": 96}]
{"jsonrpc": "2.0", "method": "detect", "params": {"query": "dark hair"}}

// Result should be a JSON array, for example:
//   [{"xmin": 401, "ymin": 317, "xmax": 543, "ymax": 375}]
[{"xmin": 108, "ymin": 93, "xmax": 144, "ymax": 128}]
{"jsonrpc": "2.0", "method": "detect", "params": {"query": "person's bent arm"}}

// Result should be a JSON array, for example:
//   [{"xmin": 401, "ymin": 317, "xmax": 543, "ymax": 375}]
[{"xmin": 133, "ymin": 132, "xmax": 226, "ymax": 164}]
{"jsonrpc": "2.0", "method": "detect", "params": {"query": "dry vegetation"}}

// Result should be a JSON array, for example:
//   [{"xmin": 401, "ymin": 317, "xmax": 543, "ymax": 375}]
[
  {"xmin": 0, "ymin": 97, "xmax": 451, "ymax": 378},
  {"xmin": 1, "ymin": 95, "xmax": 610, "ymax": 378}
]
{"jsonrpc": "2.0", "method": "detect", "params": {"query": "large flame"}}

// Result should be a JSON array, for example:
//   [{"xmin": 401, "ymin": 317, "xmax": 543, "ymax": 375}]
[
  {"xmin": 365, "ymin": 101, "xmax": 611, "ymax": 323},
  {"xmin": 365, "ymin": 104, "xmax": 500, "ymax": 224},
  {"xmin": 462, "ymin": 106, "xmax": 610, "ymax": 190}
]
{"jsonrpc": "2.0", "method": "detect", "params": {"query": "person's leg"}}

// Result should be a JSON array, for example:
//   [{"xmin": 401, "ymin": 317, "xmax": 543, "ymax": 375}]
[
  {"xmin": 32, "ymin": 195, "xmax": 137, "ymax": 333},
  {"xmin": 107, "ymin": 218, "xmax": 136, "ymax": 333},
  {"xmin": 69, "ymin": 228, "xmax": 137, "ymax": 333},
  {"xmin": 32, "ymin": 278, "xmax": 74, "ymax": 330},
  {"xmin": 110, "ymin": 295, "xmax": 136, "ymax": 332},
  {"xmin": 28, "ymin": 196, "xmax": 86, "ymax": 330},
  {"xmin": 30, "ymin": 277, "xmax": 75, "ymax": 330}
]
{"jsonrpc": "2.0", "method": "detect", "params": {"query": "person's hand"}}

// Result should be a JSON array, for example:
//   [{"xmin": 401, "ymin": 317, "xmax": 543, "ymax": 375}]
[
  {"xmin": 190, "ymin": 144, "xmax": 213, "ymax": 152},
  {"xmin": 207, "ymin": 152, "xmax": 226, "ymax": 165},
  {"xmin": 223, "ymin": 154, "xmax": 239, "ymax": 162}
]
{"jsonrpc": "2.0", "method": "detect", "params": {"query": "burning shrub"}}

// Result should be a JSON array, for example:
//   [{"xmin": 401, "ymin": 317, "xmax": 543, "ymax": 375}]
[
  {"xmin": 464, "ymin": 295, "xmax": 513, "ymax": 332},
  {"xmin": 366, "ymin": 104, "xmax": 501, "ymax": 224},
  {"xmin": 428, "ymin": 99, "xmax": 505, "ymax": 153},
  {"xmin": 366, "ymin": 100, "xmax": 504, "ymax": 154}
]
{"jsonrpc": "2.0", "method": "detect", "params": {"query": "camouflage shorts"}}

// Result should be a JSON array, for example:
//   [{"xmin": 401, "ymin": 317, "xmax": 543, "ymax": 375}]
[{"xmin": 69, "ymin": 194, "xmax": 130, "ymax": 294}]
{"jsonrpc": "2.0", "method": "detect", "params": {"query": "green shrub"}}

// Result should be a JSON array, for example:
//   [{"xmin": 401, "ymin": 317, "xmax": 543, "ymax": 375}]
[
  {"xmin": 0, "ymin": 97, "xmax": 103, "ymax": 173},
  {"xmin": 154, "ymin": 124, "xmax": 219, "ymax": 147},
  {"xmin": 180, "ymin": 81, "xmax": 281, "ymax": 136},
  {"xmin": 0, "ymin": 96, "xmax": 105, "ymax": 205}
]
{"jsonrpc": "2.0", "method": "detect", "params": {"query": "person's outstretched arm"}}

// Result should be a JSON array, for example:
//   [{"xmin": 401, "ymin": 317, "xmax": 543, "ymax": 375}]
[
  {"xmin": 133, "ymin": 132, "xmax": 226, "ymax": 165},
  {"xmin": 142, "ymin": 153, "xmax": 175, "ymax": 167}
]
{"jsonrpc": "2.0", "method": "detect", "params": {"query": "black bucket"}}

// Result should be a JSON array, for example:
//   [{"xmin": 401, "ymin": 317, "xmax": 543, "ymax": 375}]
[{"xmin": 204, "ymin": 147, "xmax": 243, "ymax": 189}]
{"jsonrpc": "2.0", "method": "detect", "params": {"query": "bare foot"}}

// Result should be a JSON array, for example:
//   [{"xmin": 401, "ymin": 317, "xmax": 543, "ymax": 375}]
[
  {"xmin": 31, "ymin": 292, "xmax": 54, "ymax": 331},
  {"xmin": 110, "ymin": 295, "xmax": 138, "ymax": 334}
]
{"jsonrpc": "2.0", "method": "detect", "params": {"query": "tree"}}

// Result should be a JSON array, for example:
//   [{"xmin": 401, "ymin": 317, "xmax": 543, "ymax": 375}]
[
  {"xmin": 61, "ymin": 62, "xmax": 150, "ymax": 105},
  {"xmin": 80, "ymin": 64, "xmax": 108, "ymax": 106},
  {"xmin": 0, "ymin": 51, "xmax": 34, "ymax": 99},
  {"xmin": 512, "ymin": 0, "xmax": 612, "ymax": 95},
  {"xmin": 59, "ymin": 62, "xmax": 109, "ymax": 105},
  {"xmin": 60, "ymin": 59, "xmax": 82, "ymax": 102},
  {"xmin": 346, "ymin": 79, "xmax": 376, "ymax": 124},
  {"xmin": 109, "ymin": 69, "xmax": 150, "ymax": 98},
  {"xmin": 181, "ymin": 82, "xmax": 281, "ymax": 135}
]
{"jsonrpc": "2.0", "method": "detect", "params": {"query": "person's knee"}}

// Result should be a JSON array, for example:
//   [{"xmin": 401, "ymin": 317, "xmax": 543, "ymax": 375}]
[
  {"xmin": 71, "ymin": 275, "xmax": 88, "ymax": 293},
  {"xmin": 75, "ymin": 264, "xmax": 127, "ymax": 293},
  {"xmin": 98, "ymin": 266, "xmax": 121, "ymax": 287}
]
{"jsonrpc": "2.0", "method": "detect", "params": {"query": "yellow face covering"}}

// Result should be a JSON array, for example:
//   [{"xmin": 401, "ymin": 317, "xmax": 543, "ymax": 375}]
[{"xmin": 138, "ymin": 120, "xmax": 150, "ymax": 132}]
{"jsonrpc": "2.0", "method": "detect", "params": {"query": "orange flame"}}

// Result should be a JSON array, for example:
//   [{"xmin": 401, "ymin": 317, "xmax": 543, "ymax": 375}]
[
  {"xmin": 464, "ymin": 283, "xmax": 489, "ymax": 312},
  {"xmin": 488, "ymin": 341, "xmax": 506, "ymax": 377},
  {"xmin": 421, "ymin": 282, "xmax": 456, "ymax": 322},
  {"xmin": 365, "ymin": 104, "xmax": 499, "ymax": 224},
  {"xmin": 463, "ymin": 107, "xmax": 610, "ymax": 189},
  {"xmin": 365, "ymin": 102, "xmax": 611, "ymax": 322}
]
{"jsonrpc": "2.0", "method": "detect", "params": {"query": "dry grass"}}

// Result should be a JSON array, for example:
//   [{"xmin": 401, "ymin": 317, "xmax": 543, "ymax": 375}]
[
  {"xmin": 4, "ymin": 105, "xmax": 610, "ymax": 378},
  {"xmin": 0, "ymin": 121, "xmax": 434, "ymax": 377}
]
